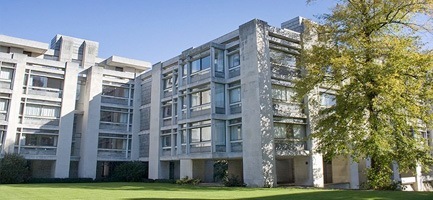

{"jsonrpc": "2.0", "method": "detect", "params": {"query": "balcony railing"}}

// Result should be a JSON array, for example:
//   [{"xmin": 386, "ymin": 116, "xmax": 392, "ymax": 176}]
[
  {"xmin": 230, "ymin": 141, "xmax": 242, "ymax": 152},
  {"xmin": 26, "ymin": 87, "xmax": 62, "ymax": 98},
  {"xmin": 190, "ymin": 142, "xmax": 211, "ymax": 153},
  {"xmin": 22, "ymin": 117, "xmax": 59, "ymax": 126},
  {"xmin": 274, "ymin": 139, "xmax": 308, "ymax": 156},
  {"xmin": 99, "ymin": 122, "xmax": 129, "ymax": 132},
  {"xmin": 97, "ymin": 149, "xmax": 130, "ymax": 159},
  {"xmin": 101, "ymin": 96, "xmax": 130, "ymax": 106},
  {"xmin": 16, "ymin": 146, "xmax": 57, "ymax": 155}
]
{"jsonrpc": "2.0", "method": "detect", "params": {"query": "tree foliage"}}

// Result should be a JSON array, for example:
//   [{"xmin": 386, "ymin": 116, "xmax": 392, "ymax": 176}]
[
  {"xmin": 0, "ymin": 153, "xmax": 30, "ymax": 184},
  {"xmin": 297, "ymin": 0, "xmax": 433, "ymax": 189}
]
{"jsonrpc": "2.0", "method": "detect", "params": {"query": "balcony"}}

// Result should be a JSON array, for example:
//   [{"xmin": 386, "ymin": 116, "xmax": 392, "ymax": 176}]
[
  {"xmin": 190, "ymin": 142, "xmax": 211, "ymax": 153},
  {"xmin": 16, "ymin": 146, "xmax": 57, "ymax": 156},
  {"xmin": 26, "ymin": 87, "xmax": 62, "ymax": 98},
  {"xmin": 99, "ymin": 122, "xmax": 130, "ymax": 132},
  {"xmin": 22, "ymin": 117, "xmax": 59, "ymax": 126},
  {"xmin": 97, "ymin": 149, "xmax": 130, "ymax": 159},
  {"xmin": 273, "ymin": 102, "xmax": 303, "ymax": 117},
  {"xmin": 271, "ymin": 65, "xmax": 300, "ymax": 80},
  {"xmin": 274, "ymin": 139, "xmax": 308, "ymax": 156},
  {"xmin": 190, "ymin": 104, "xmax": 211, "ymax": 118},
  {"xmin": 230, "ymin": 141, "xmax": 242, "ymax": 152},
  {"xmin": 101, "ymin": 96, "xmax": 130, "ymax": 106},
  {"xmin": 190, "ymin": 69, "xmax": 210, "ymax": 83}
]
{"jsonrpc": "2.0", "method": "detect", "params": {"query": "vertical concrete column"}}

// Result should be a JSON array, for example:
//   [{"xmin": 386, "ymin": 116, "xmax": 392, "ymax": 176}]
[
  {"xmin": 239, "ymin": 19, "xmax": 276, "ymax": 187},
  {"xmin": 414, "ymin": 164, "xmax": 423, "ymax": 191},
  {"xmin": 308, "ymin": 153, "xmax": 324, "ymax": 187},
  {"xmin": 349, "ymin": 158, "xmax": 360, "ymax": 189},
  {"xmin": 82, "ymin": 41, "xmax": 98, "ymax": 68},
  {"xmin": 180, "ymin": 159, "xmax": 193, "ymax": 179},
  {"xmin": 148, "ymin": 63, "xmax": 162, "ymax": 179},
  {"xmin": 3, "ymin": 54, "xmax": 26, "ymax": 153},
  {"xmin": 58, "ymin": 37, "xmax": 73, "ymax": 63},
  {"xmin": 305, "ymin": 87, "xmax": 324, "ymax": 187},
  {"xmin": 78, "ymin": 66, "xmax": 103, "ymax": 179},
  {"xmin": 130, "ymin": 75, "xmax": 142, "ymax": 160},
  {"xmin": 55, "ymin": 62, "xmax": 79, "ymax": 178},
  {"xmin": 392, "ymin": 161, "xmax": 400, "ymax": 182}
]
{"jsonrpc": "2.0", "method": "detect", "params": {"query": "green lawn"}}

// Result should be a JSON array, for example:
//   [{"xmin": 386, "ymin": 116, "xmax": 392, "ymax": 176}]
[{"xmin": 0, "ymin": 182, "xmax": 432, "ymax": 200}]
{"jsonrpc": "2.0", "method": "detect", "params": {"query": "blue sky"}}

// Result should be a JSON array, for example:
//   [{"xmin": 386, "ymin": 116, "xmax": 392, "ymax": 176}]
[{"xmin": 0, "ymin": 0, "xmax": 336, "ymax": 63}]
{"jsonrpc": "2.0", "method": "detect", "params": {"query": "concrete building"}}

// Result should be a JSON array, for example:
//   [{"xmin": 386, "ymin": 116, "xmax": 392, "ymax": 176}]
[{"xmin": 0, "ymin": 17, "xmax": 432, "ymax": 190}]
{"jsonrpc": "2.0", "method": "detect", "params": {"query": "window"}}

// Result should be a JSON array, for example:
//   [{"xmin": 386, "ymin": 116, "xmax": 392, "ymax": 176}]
[
  {"xmin": 190, "ymin": 126, "xmax": 211, "ymax": 143},
  {"xmin": 115, "ymin": 67, "xmax": 123, "ymax": 72},
  {"xmin": 102, "ymin": 85, "xmax": 129, "ymax": 98},
  {"xmin": 228, "ymin": 53, "xmax": 240, "ymax": 68},
  {"xmin": 98, "ymin": 138, "xmax": 125, "ymax": 149},
  {"xmin": 162, "ymin": 135, "xmax": 171, "ymax": 147},
  {"xmin": 24, "ymin": 134, "xmax": 56, "ymax": 147},
  {"xmin": 190, "ymin": 90, "xmax": 210, "ymax": 107},
  {"xmin": 229, "ymin": 83, "xmax": 241, "ymax": 114},
  {"xmin": 0, "ymin": 68, "xmax": 13, "ymax": 80},
  {"xmin": 162, "ymin": 103, "xmax": 172, "ymax": 118},
  {"xmin": 190, "ymin": 56, "xmax": 211, "ymax": 74},
  {"xmin": 100, "ymin": 111, "xmax": 128, "ymax": 123},
  {"xmin": 229, "ymin": 119, "xmax": 242, "ymax": 141},
  {"xmin": 274, "ymin": 122, "xmax": 306, "ymax": 139},
  {"xmin": 229, "ymin": 88, "xmax": 241, "ymax": 104},
  {"xmin": 215, "ymin": 120, "xmax": 226, "ymax": 145},
  {"xmin": 214, "ymin": 49, "xmax": 225, "ymax": 77},
  {"xmin": 30, "ymin": 75, "xmax": 63, "ymax": 90},
  {"xmin": 0, "ymin": 99, "xmax": 8, "ymax": 111},
  {"xmin": 215, "ymin": 84, "xmax": 225, "ymax": 114},
  {"xmin": 320, "ymin": 93, "xmax": 336, "ymax": 107},
  {"xmin": 272, "ymin": 85, "xmax": 296, "ymax": 102},
  {"xmin": 25, "ymin": 104, "xmax": 60, "ymax": 118}
]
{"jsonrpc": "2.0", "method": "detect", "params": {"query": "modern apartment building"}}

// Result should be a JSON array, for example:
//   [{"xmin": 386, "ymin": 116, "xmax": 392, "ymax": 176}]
[{"xmin": 0, "ymin": 17, "xmax": 431, "ymax": 190}]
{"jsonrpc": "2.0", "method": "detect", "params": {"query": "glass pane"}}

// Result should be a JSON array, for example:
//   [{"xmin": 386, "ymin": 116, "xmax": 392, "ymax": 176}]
[
  {"xmin": 215, "ymin": 84, "xmax": 225, "ymax": 109},
  {"xmin": 190, "ymin": 128, "xmax": 200, "ymax": 143},
  {"xmin": 201, "ymin": 90, "xmax": 211, "ymax": 104},
  {"xmin": 31, "ymin": 76, "xmax": 47, "ymax": 87},
  {"xmin": 0, "ymin": 99, "xmax": 8, "ymax": 111},
  {"xmin": 229, "ymin": 88, "xmax": 241, "ymax": 104},
  {"xmin": 214, "ymin": 49, "xmax": 224, "ymax": 72},
  {"xmin": 190, "ymin": 92, "xmax": 200, "ymax": 107},
  {"xmin": 274, "ymin": 123, "xmax": 286, "ymax": 139},
  {"xmin": 191, "ymin": 59, "xmax": 200, "ymax": 73},
  {"xmin": 215, "ymin": 120, "xmax": 226, "ymax": 145},
  {"xmin": 229, "ymin": 53, "xmax": 240, "ymax": 69},
  {"xmin": 321, "ymin": 93, "xmax": 336, "ymax": 106},
  {"xmin": 201, "ymin": 126, "xmax": 211, "ymax": 141},
  {"xmin": 230, "ymin": 125, "xmax": 241, "ymax": 141},
  {"xmin": 0, "ymin": 68, "xmax": 13, "ymax": 80},
  {"xmin": 201, "ymin": 56, "xmax": 211, "ymax": 70}
]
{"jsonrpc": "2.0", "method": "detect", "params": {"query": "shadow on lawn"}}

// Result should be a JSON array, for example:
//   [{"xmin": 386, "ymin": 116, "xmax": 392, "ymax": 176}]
[
  {"xmin": 122, "ymin": 190, "xmax": 433, "ymax": 200},
  {"xmin": 6, "ymin": 182, "xmax": 251, "ymax": 192}
]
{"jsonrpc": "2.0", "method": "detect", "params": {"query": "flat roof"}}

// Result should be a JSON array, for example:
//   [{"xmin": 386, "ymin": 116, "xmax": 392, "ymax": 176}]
[
  {"xmin": 104, "ymin": 55, "xmax": 151, "ymax": 71},
  {"xmin": 0, "ymin": 35, "xmax": 48, "ymax": 54}
]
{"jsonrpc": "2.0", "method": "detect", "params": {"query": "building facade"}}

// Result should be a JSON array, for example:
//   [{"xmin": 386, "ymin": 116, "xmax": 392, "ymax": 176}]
[{"xmin": 0, "ymin": 17, "xmax": 432, "ymax": 190}]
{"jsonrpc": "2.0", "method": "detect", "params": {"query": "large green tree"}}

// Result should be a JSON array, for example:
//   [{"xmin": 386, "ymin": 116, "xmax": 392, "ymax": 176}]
[{"xmin": 297, "ymin": 0, "xmax": 433, "ymax": 189}]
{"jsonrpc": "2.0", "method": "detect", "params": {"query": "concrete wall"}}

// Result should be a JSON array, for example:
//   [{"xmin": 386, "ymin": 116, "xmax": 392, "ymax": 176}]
[
  {"xmin": 332, "ymin": 157, "xmax": 349, "ymax": 183},
  {"xmin": 240, "ymin": 19, "xmax": 276, "ymax": 187},
  {"xmin": 148, "ymin": 63, "xmax": 162, "ymax": 179},
  {"xmin": 276, "ymin": 159, "xmax": 294, "ymax": 183},
  {"xmin": 55, "ymin": 62, "xmax": 79, "ymax": 178},
  {"xmin": 294, "ymin": 156, "xmax": 310, "ymax": 185},
  {"xmin": 78, "ymin": 66, "xmax": 103, "ymax": 179},
  {"xmin": 228, "ymin": 159, "xmax": 243, "ymax": 181}
]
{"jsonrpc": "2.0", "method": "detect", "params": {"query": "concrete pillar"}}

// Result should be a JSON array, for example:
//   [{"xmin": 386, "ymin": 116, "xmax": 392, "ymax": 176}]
[
  {"xmin": 239, "ymin": 19, "xmax": 276, "ymax": 187},
  {"xmin": 148, "ymin": 63, "xmax": 162, "ymax": 179},
  {"xmin": 82, "ymin": 41, "xmax": 98, "ymax": 68},
  {"xmin": 3, "ymin": 54, "xmax": 26, "ymax": 153},
  {"xmin": 349, "ymin": 158, "xmax": 360, "ymax": 189},
  {"xmin": 54, "ymin": 62, "xmax": 79, "ymax": 178},
  {"xmin": 78, "ymin": 66, "xmax": 103, "ymax": 179},
  {"xmin": 308, "ymin": 153, "xmax": 324, "ymax": 187},
  {"xmin": 180, "ymin": 159, "xmax": 193, "ymax": 179},
  {"xmin": 414, "ymin": 164, "xmax": 423, "ymax": 191},
  {"xmin": 130, "ymin": 76, "xmax": 142, "ymax": 160},
  {"xmin": 392, "ymin": 161, "xmax": 400, "ymax": 182}
]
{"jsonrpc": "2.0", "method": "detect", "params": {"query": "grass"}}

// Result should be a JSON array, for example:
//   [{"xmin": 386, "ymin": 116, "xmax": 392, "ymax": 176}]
[{"xmin": 0, "ymin": 182, "xmax": 432, "ymax": 200}]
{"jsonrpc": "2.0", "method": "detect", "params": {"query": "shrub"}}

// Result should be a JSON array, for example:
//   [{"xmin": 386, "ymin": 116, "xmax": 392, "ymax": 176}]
[
  {"xmin": 223, "ymin": 174, "xmax": 244, "ymax": 187},
  {"xmin": 0, "ymin": 153, "xmax": 30, "ymax": 184},
  {"xmin": 175, "ymin": 176, "xmax": 201, "ymax": 185},
  {"xmin": 213, "ymin": 160, "xmax": 228, "ymax": 182},
  {"xmin": 110, "ymin": 161, "xmax": 148, "ymax": 182}
]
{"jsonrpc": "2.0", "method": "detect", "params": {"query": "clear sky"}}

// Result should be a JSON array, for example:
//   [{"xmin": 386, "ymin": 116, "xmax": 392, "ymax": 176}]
[{"xmin": 0, "ymin": 0, "xmax": 337, "ymax": 63}]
